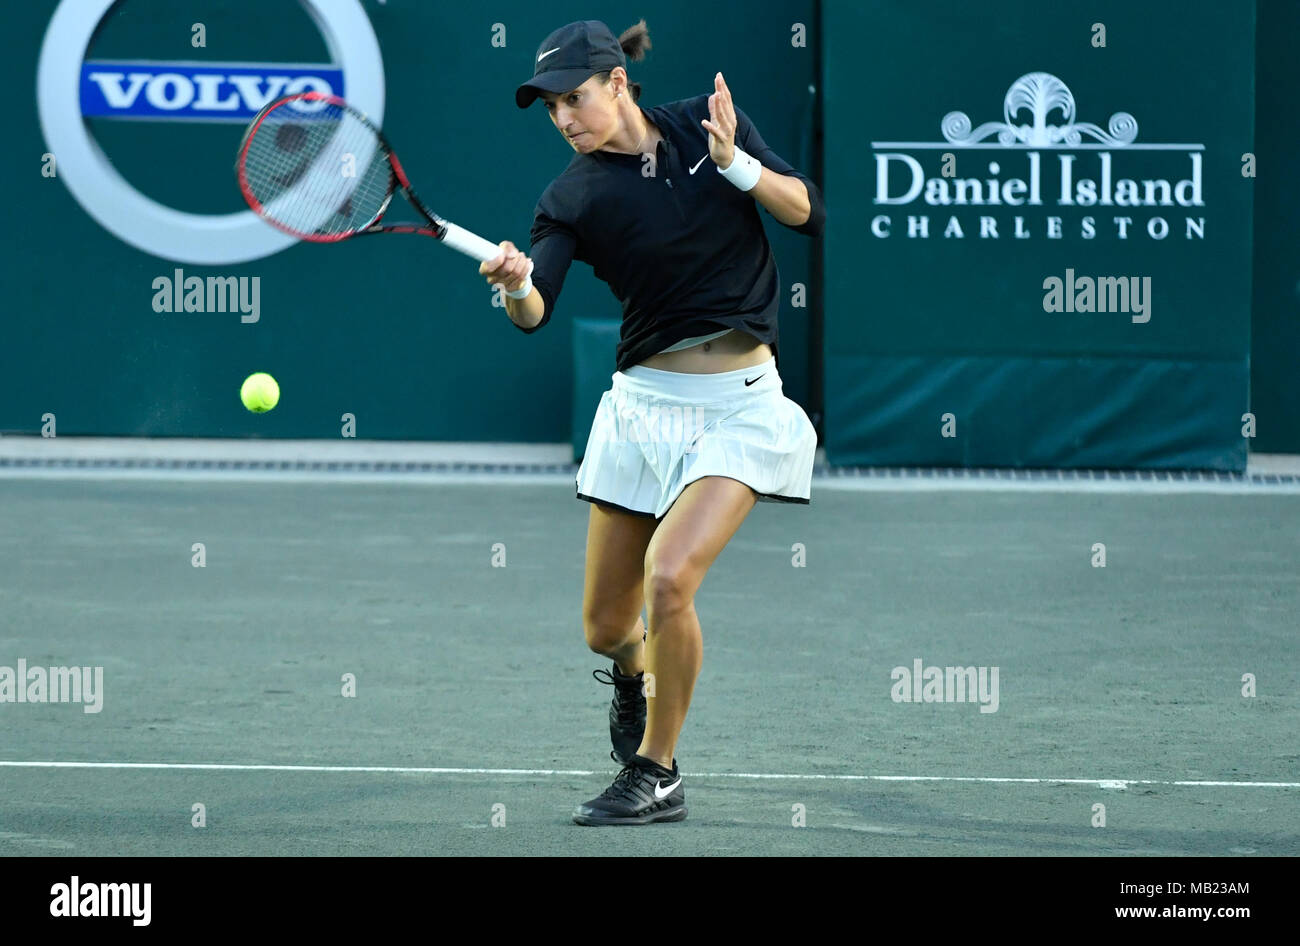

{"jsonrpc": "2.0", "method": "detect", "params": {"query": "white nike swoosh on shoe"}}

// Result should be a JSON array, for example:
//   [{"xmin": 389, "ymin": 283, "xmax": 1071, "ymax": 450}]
[
  {"xmin": 537, "ymin": 47, "xmax": 561, "ymax": 61},
  {"xmin": 653, "ymin": 776, "xmax": 682, "ymax": 799},
  {"xmin": 689, "ymin": 154, "xmax": 709, "ymax": 174}
]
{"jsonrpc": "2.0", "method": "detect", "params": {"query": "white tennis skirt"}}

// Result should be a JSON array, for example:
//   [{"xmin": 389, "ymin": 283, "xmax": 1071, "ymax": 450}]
[{"xmin": 575, "ymin": 357, "xmax": 817, "ymax": 520}]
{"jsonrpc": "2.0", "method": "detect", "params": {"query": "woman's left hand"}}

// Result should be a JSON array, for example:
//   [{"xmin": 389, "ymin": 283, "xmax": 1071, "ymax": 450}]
[{"xmin": 701, "ymin": 71, "xmax": 737, "ymax": 170}]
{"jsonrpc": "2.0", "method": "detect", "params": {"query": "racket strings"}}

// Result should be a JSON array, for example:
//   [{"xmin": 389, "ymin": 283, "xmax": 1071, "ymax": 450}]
[{"xmin": 241, "ymin": 101, "xmax": 393, "ymax": 237}]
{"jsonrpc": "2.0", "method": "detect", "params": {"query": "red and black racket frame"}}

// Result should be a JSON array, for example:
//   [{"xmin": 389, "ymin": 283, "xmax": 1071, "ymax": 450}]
[{"xmin": 235, "ymin": 91, "xmax": 446, "ymax": 242}]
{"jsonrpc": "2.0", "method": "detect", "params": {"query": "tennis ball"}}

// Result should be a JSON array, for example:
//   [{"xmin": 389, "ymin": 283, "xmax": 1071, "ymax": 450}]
[{"xmin": 240, "ymin": 372, "xmax": 280, "ymax": 413}]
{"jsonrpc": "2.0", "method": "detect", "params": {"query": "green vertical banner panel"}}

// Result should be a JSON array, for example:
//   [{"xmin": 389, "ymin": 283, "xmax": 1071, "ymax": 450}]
[
  {"xmin": 3, "ymin": 0, "xmax": 817, "ymax": 442},
  {"xmin": 822, "ymin": 0, "xmax": 1254, "ymax": 470},
  {"xmin": 1251, "ymin": 0, "xmax": 1300, "ymax": 453},
  {"xmin": 572, "ymin": 319, "xmax": 621, "ymax": 463}
]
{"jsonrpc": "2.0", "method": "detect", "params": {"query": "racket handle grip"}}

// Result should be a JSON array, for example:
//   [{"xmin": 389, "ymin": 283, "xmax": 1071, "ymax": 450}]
[{"xmin": 442, "ymin": 223, "xmax": 510, "ymax": 264}]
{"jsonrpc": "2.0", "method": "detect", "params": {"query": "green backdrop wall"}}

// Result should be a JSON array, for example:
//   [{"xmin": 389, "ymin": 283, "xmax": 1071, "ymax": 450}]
[
  {"xmin": 7, "ymin": 1, "xmax": 1295, "ymax": 465},
  {"xmin": 2, "ymin": 0, "xmax": 818, "ymax": 441}
]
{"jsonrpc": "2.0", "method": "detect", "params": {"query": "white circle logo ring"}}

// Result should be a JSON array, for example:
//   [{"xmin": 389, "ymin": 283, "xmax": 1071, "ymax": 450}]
[{"xmin": 37, "ymin": 0, "xmax": 385, "ymax": 265}]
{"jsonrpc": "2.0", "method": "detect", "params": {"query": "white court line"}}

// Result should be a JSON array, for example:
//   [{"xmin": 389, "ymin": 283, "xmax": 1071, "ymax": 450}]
[
  {"xmin": 1, "ymin": 761, "xmax": 1296, "ymax": 788},
  {"xmin": 3, "ymin": 468, "xmax": 1300, "ymax": 494},
  {"xmin": 0, "ymin": 469, "xmax": 574, "ymax": 487},
  {"xmin": 3, "ymin": 441, "xmax": 1297, "ymax": 492},
  {"xmin": 811, "ymin": 479, "xmax": 1300, "ymax": 496}
]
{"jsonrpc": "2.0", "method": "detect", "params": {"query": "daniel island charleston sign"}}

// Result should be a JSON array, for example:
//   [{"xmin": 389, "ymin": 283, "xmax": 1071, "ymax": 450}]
[{"xmin": 870, "ymin": 72, "xmax": 1205, "ymax": 242}]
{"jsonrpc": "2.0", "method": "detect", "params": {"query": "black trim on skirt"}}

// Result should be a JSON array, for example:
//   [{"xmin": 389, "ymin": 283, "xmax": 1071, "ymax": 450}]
[
  {"xmin": 576, "ymin": 485, "xmax": 810, "ymax": 518},
  {"xmin": 575, "ymin": 489, "xmax": 659, "ymax": 519}
]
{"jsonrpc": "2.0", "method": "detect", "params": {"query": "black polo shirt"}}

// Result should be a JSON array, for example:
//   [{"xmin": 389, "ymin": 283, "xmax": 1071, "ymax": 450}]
[{"xmin": 517, "ymin": 93, "xmax": 825, "ymax": 372}]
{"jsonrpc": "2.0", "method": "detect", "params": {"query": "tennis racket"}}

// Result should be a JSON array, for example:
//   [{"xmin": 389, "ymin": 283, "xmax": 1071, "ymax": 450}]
[{"xmin": 235, "ymin": 91, "xmax": 530, "ymax": 278}]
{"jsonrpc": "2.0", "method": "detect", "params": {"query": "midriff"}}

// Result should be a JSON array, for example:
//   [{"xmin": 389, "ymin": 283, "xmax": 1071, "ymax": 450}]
[{"xmin": 637, "ymin": 329, "xmax": 772, "ymax": 374}]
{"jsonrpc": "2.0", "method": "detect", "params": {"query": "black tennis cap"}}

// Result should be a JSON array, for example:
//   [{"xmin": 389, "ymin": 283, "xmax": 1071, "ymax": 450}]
[{"xmin": 515, "ymin": 20, "xmax": 626, "ymax": 109}]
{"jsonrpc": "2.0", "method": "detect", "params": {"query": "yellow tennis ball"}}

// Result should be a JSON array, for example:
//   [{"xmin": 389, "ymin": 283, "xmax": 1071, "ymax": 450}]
[{"xmin": 240, "ymin": 372, "xmax": 280, "ymax": 413}]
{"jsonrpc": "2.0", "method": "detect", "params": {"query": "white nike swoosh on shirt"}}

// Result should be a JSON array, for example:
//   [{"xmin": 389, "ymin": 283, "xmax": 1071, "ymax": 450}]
[
  {"xmin": 537, "ymin": 47, "xmax": 561, "ymax": 61},
  {"xmin": 654, "ymin": 777, "xmax": 682, "ymax": 799},
  {"xmin": 688, "ymin": 154, "xmax": 709, "ymax": 174}
]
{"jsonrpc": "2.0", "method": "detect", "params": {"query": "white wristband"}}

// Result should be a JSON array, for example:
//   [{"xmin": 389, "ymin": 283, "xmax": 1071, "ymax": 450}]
[
  {"xmin": 717, "ymin": 145, "xmax": 762, "ymax": 191},
  {"xmin": 504, "ymin": 259, "xmax": 535, "ymax": 299},
  {"xmin": 504, "ymin": 273, "xmax": 533, "ymax": 299}
]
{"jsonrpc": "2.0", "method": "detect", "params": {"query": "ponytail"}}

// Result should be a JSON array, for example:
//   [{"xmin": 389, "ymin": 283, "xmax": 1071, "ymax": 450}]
[{"xmin": 597, "ymin": 19, "xmax": 651, "ymax": 102}]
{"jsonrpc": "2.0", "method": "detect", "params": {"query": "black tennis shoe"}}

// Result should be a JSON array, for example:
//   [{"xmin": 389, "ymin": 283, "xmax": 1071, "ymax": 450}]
[
  {"xmin": 592, "ymin": 663, "xmax": 646, "ymax": 764},
  {"xmin": 572, "ymin": 754, "xmax": 687, "ymax": 825}
]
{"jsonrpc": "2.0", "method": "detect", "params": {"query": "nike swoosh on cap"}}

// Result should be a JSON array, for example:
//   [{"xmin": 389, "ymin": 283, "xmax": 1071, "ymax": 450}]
[
  {"xmin": 537, "ymin": 47, "xmax": 562, "ymax": 62},
  {"xmin": 653, "ymin": 777, "xmax": 682, "ymax": 799},
  {"xmin": 689, "ymin": 154, "xmax": 709, "ymax": 174}
]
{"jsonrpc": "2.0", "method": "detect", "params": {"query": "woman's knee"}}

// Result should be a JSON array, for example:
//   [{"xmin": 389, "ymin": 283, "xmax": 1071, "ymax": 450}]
[
  {"xmin": 583, "ymin": 610, "xmax": 638, "ymax": 655},
  {"xmin": 643, "ymin": 555, "xmax": 696, "ymax": 618}
]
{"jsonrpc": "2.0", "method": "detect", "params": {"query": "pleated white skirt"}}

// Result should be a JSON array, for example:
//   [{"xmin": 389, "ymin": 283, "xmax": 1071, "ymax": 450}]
[{"xmin": 575, "ymin": 357, "xmax": 817, "ymax": 520}]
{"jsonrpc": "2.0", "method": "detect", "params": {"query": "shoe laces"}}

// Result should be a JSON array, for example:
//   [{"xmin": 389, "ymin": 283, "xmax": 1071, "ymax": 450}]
[
  {"xmin": 592, "ymin": 667, "xmax": 645, "ymax": 725},
  {"xmin": 601, "ymin": 760, "xmax": 647, "ymax": 802}
]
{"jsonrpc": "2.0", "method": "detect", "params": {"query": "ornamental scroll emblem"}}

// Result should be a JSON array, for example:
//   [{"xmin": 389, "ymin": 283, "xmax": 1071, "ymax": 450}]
[{"xmin": 941, "ymin": 72, "xmax": 1138, "ymax": 148}]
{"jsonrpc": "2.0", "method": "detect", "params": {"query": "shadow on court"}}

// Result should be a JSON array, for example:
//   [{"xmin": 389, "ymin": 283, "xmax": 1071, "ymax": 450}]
[{"xmin": 1, "ymin": 478, "xmax": 1296, "ymax": 855}]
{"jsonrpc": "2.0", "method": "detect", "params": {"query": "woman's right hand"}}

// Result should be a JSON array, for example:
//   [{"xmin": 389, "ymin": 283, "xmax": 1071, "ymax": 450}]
[{"xmin": 479, "ymin": 241, "xmax": 532, "ymax": 295}]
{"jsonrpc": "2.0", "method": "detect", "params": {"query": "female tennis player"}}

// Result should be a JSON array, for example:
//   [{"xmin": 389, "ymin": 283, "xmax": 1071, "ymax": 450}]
[{"xmin": 480, "ymin": 18, "xmax": 824, "ymax": 825}]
